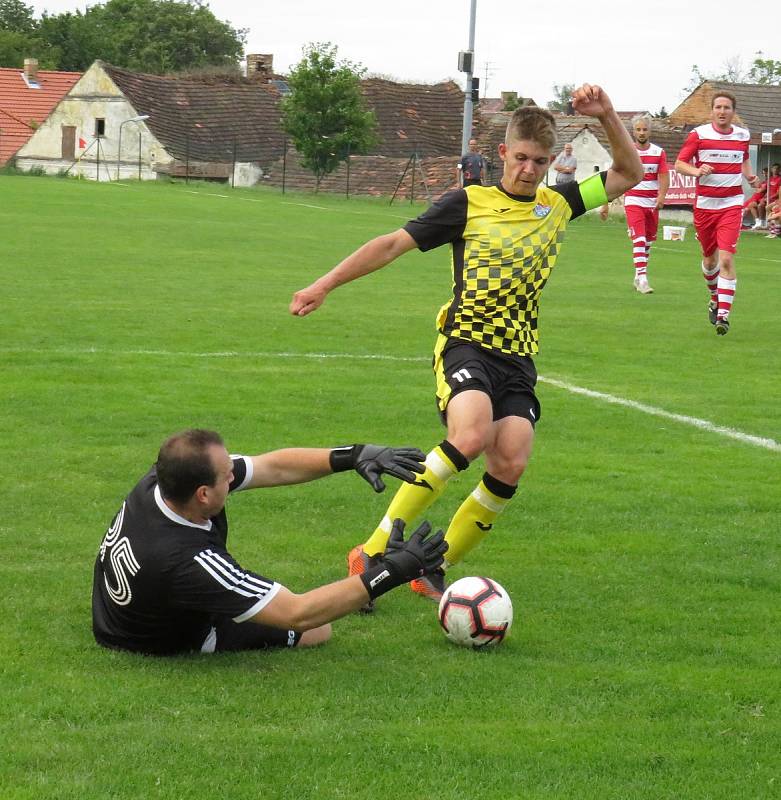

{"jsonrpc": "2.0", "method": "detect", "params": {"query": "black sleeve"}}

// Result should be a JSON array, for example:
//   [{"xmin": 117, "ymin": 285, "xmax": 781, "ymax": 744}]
[
  {"xmin": 403, "ymin": 189, "xmax": 468, "ymax": 252},
  {"xmin": 169, "ymin": 544, "xmax": 280, "ymax": 622},
  {"xmin": 551, "ymin": 171, "xmax": 608, "ymax": 221}
]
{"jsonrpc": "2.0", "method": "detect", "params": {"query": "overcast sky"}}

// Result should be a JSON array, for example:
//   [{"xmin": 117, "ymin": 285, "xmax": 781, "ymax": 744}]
[{"xmin": 28, "ymin": 0, "xmax": 779, "ymax": 113}]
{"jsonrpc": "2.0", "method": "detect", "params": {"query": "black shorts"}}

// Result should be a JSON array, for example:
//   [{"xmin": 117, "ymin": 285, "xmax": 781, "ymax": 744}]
[
  {"xmin": 202, "ymin": 617, "xmax": 302, "ymax": 653},
  {"xmin": 433, "ymin": 337, "xmax": 541, "ymax": 426}
]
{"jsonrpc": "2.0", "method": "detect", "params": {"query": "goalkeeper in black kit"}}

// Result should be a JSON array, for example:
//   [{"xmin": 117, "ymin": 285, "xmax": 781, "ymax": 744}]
[{"xmin": 92, "ymin": 429, "xmax": 447, "ymax": 656}]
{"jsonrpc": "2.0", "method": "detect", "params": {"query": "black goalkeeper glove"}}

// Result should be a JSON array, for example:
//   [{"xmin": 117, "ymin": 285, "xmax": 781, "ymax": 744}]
[
  {"xmin": 329, "ymin": 444, "xmax": 426, "ymax": 493},
  {"xmin": 360, "ymin": 519, "xmax": 448, "ymax": 600}
]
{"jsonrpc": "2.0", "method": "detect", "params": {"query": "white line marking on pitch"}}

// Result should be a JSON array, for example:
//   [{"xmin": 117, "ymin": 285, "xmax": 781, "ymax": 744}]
[
  {"xmin": 539, "ymin": 376, "xmax": 780, "ymax": 452},
  {"xmin": 4, "ymin": 346, "xmax": 778, "ymax": 452}
]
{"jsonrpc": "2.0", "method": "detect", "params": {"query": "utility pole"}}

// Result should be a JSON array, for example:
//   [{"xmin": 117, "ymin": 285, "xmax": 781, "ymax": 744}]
[
  {"xmin": 459, "ymin": 0, "xmax": 477, "ymax": 157},
  {"xmin": 482, "ymin": 61, "xmax": 495, "ymax": 99}
]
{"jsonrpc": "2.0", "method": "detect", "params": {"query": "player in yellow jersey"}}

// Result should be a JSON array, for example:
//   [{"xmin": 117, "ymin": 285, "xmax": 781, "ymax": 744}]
[{"xmin": 290, "ymin": 84, "xmax": 643, "ymax": 608}]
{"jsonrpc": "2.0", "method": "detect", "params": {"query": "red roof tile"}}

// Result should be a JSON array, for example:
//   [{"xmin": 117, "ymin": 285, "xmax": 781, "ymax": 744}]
[{"xmin": 0, "ymin": 67, "xmax": 81, "ymax": 164}]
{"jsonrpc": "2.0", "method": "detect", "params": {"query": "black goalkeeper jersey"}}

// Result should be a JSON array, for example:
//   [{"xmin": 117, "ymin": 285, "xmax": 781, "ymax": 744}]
[
  {"xmin": 403, "ymin": 174, "xmax": 607, "ymax": 358},
  {"xmin": 92, "ymin": 456, "xmax": 280, "ymax": 655}
]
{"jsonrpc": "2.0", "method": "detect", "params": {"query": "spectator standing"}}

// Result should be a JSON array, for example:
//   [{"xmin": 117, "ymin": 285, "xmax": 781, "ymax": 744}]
[
  {"xmin": 457, "ymin": 139, "xmax": 487, "ymax": 187},
  {"xmin": 552, "ymin": 142, "xmax": 577, "ymax": 185}
]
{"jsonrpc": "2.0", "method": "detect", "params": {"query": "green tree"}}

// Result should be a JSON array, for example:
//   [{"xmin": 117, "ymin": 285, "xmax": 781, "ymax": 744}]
[
  {"xmin": 93, "ymin": 0, "xmax": 246, "ymax": 73},
  {"xmin": 0, "ymin": 28, "xmax": 35, "ymax": 66},
  {"xmin": 685, "ymin": 53, "xmax": 781, "ymax": 91},
  {"xmin": 546, "ymin": 83, "xmax": 575, "ymax": 113},
  {"xmin": 36, "ymin": 11, "xmax": 98, "ymax": 71},
  {"xmin": 281, "ymin": 42, "xmax": 378, "ymax": 190},
  {"xmin": 0, "ymin": 0, "xmax": 35, "ymax": 34},
  {"xmin": 35, "ymin": 0, "xmax": 246, "ymax": 72},
  {"xmin": 748, "ymin": 54, "xmax": 781, "ymax": 85},
  {"xmin": 0, "ymin": 1, "xmax": 62, "ymax": 68}
]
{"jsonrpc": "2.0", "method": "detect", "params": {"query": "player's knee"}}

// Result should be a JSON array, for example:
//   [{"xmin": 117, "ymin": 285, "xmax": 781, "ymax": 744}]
[
  {"xmin": 449, "ymin": 429, "xmax": 487, "ymax": 461},
  {"xmin": 493, "ymin": 453, "xmax": 529, "ymax": 484},
  {"xmin": 299, "ymin": 624, "xmax": 332, "ymax": 647}
]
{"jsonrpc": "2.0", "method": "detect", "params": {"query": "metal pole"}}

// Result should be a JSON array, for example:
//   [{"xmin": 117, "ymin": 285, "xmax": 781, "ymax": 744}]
[
  {"xmin": 410, "ymin": 147, "xmax": 416, "ymax": 205},
  {"xmin": 346, "ymin": 140, "xmax": 351, "ymax": 198},
  {"xmin": 138, "ymin": 130, "xmax": 142, "ymax": 180},
  {"xmin": 282, "ymin": 137, "xmax": 287, "ymax": 194},
  {"xmin": 232, "ymin": 139, "xmax": 237, "ymax": 188},
  {"xmin": 96, "ymin": 137, "xmax": 100, "ymax": 181},
  {"xmin": 116, "ymin": 123, "xmax": 123, "ymax": 180},
  {"xmin": 389, "ymin": 153, "xmax": 414, "ymax": 206},
  {"xmin": 766, "ymin": 151, "xmax": 771, "ymax": 222},
  {"xmin": 460, "ymin": 0, "xmax": 477, "ymax": 157},
  {"xmin": 185, "ymin": 132, "xmax": 190, "ymax": 184}
]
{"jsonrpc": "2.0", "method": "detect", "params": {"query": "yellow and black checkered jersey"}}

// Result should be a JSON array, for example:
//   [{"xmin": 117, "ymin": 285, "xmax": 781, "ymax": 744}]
[{"xmin": 404, "ymin": 173, "xmax": 608, "ymax": 358}]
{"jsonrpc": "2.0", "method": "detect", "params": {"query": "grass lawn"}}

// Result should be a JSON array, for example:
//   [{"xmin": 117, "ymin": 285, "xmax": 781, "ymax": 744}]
[{"xmin": 1, "ymin": 174, "xmax": 780, "ymax": 799}]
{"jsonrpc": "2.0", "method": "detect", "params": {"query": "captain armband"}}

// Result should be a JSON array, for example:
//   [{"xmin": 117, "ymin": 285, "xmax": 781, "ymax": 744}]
[{"xmin": 579, "ymin": 171, "xmax": 610, "ymax": 212}]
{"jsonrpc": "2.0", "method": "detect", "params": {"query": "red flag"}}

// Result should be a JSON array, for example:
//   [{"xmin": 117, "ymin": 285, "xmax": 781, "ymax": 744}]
[{"xmin": 78, "ymin": 137, "xmax": 87, "ymax": 148}]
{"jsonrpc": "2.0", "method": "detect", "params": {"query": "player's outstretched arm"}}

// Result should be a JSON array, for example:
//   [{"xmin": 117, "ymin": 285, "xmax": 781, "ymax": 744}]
[
  {"xmin": 289, "ymin": 228, "xmax": 418, "ymax": 317},
  {"xmin": 571, "ymin": 84, "xmax": 643, "ymax": 200},
  {"xmin": 251, "ymin": 520, "xmax": 448, "ymax": 630},
  {"xmin": 247, "ymin": 444, "xmax": 425, "ymax": 491}
]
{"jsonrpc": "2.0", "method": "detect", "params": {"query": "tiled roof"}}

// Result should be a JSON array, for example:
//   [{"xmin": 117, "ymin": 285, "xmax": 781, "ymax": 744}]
[
  {"xmin": 671, "ymin": 81, "xmax": 781, "ymax": 141},
  {"xmin": 473, "ymin": 108, "xmax": 691, "ymax": 167},
  {"xmin": 642, "ymin": 125, "xmax": 689, "ymax": 161},
  {"xmin": 710, "ymin": 81, "xmax": 781, "ymax": 137},
  {"xmin": 478, "ymin": 96, "xmax": 538, "ymax": 114},
  {"xmin": 103, "ymin": 62, "xmax": 286, "ymax": 162},
  {"xmin": 0, "ymin": 67, "xmax": 81, "ymax": 164},
  {"xmin": 359, "ymin": 78, "xmax": 464, "ymax": 157},
  {"xmin": 103, "ymin": 65, "xmax": 465, "ymax": 163},
  {"xmin": 474, "ymin": 111, "xmax": 610, "ymax": 158}
]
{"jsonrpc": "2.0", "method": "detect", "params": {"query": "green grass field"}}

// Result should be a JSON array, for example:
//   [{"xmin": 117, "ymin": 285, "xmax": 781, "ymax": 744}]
[{"xmin": 1, "ymin": 174, "xmax": 780, "ymax": 800}]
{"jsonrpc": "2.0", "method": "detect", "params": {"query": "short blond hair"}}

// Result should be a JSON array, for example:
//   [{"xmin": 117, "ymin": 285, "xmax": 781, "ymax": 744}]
[{"xmin": 505, "ymin": 106, "xmax": 557, "ymax": 151}]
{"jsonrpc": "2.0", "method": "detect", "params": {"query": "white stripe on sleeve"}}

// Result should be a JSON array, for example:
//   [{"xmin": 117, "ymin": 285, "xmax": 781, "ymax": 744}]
[{"xmin": 194, "ymin": 549, "xmax": 275, "ymax": 599}]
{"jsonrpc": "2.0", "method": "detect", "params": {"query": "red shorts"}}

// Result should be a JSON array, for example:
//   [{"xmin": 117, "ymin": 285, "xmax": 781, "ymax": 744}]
[
  {"xmin": 625, "ymin": 205, "xmax": 659, "ymax": 242},
  {"xmin": 693, "ymin": 206, "xmax": 742, "ymax": 257},
  {"xmin": 744, "ymin": 190, "xmax": 765, "ymax": 207}
]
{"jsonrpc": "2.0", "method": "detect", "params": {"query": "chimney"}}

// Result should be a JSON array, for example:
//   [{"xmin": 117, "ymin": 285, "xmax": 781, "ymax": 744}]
[
  {"xmin": 24, "ymin": 58, "xmax": 39, "ymax": 85},
  {"xmin": 246, "ymin": 54, "xmax": 273, "ymax": 82}
]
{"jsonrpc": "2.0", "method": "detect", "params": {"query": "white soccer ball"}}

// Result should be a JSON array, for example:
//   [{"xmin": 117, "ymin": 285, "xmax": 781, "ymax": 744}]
[{"xmin": 438, "ymin": 576, "xmax": 513, "ymax": 648}]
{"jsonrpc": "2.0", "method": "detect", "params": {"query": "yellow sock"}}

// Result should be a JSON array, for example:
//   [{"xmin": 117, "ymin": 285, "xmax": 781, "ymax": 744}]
[
  {"xmin": 444, "ymin": 473, "xmax": 516, "ymax": 566},
  {"xmin": 363, "ymin": 442, "xmax": 466, "ymax": 556}
]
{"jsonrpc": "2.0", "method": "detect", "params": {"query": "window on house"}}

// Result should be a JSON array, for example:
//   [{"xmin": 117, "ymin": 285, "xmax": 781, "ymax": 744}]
[{"xmin": 94, "ymin": 118, "xmax": 106, "ymax": 138}]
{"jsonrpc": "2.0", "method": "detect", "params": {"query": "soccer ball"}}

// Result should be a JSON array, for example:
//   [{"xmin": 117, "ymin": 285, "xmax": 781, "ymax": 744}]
[{"xmin": 438, "ymin": 576, "xmax": 513, "ymax": 648}]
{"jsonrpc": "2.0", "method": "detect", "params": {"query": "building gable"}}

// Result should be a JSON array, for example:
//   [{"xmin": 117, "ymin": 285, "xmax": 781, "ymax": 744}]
[{"xmin": 0, "ymin": 63, "xmax": 80, "ymax": 164}]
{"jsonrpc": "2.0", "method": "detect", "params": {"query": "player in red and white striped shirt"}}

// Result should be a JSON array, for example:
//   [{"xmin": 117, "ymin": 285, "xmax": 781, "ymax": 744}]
[
  {"xmin": 675, "ymin": 92, "xmax": 761, "ymax": 335},
  {"xmin": 623, "ymin": 114, "xmax": 669, "ymax": 294}
]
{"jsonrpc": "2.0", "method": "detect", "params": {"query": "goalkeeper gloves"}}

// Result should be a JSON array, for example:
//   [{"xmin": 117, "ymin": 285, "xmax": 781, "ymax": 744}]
[
  {"xmin": 360, "ymin": 520, "xmax": 448, "ymax": 600},
  {"xmin": 329, "ymin": 444, "xmax": 425, "ymax": 493}
]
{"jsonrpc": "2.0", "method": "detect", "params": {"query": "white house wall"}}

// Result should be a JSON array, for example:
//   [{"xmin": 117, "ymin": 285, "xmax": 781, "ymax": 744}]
[
  {"xmin": 15, "ymin": 61, "xmax": 172, "ymax": 181},
  {"xmin": 546, "ymin": 129, "xmax": 611, "ymax": 186}
]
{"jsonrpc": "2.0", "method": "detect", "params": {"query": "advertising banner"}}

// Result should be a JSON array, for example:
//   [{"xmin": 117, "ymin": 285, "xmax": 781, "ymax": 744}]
[{"xmin": 664, "ymin": 168, "xmax": 696, "ymax": 206}]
